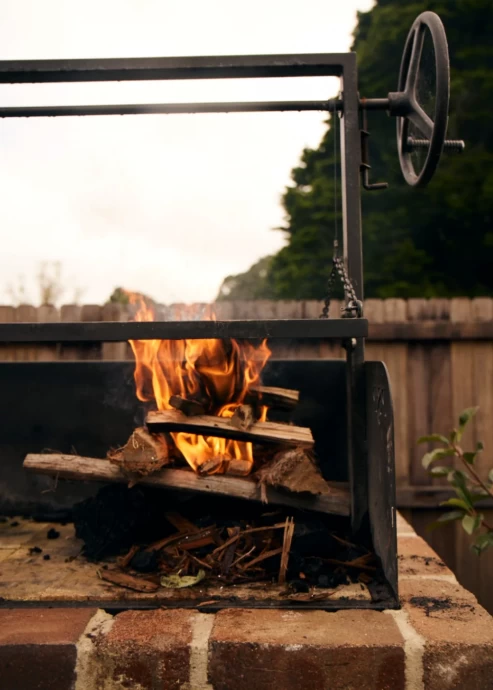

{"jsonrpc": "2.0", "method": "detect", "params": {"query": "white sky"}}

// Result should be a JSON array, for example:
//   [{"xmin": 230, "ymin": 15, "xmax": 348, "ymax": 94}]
[{"xmin": 0, "ymin": 0, "xmax": 373, "ymax": 305}]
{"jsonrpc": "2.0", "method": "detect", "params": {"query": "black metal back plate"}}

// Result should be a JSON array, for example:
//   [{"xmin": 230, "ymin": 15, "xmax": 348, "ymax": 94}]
[{"xmin": 0, "ymin": 359, "xmax": 347, "ymax": 513}]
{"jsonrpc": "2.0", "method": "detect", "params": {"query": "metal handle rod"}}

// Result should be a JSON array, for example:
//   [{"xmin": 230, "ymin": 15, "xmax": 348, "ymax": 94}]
[
  {"xmin": 0, "ymin": 97, "xmax": 394, "ymax": 118},
  {"xmin": 0, "ymin": 100, "xmax": 339, "ymax": 118}
]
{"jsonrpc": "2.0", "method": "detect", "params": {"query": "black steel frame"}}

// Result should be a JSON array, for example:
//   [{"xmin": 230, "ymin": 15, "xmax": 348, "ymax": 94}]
[
  {"xmin": 0, "ymin": 52, "xmax": 365, "ymax": 298},
  {"xmin": 0, "ymin": 52, "xmax": 396, "ymax": 604}
]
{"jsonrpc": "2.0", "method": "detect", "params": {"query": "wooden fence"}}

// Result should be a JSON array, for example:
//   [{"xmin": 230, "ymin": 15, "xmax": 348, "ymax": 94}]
[{"xmin": 1, "ymin": 297, "xmax": 493, "ymax": 612}]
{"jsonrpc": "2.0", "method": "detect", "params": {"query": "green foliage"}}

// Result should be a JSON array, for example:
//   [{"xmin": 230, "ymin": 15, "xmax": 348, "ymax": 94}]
[
  {"xmin": 419, "ymin": 407, "xmax": 493, "ymax": 553},
  {"xmin": 221, "ymin": 0, "xmax": 493, "ymax": 300},
  {"xmin": 216, "ymin": 257, "xmax": 276, "ymax": 301}
]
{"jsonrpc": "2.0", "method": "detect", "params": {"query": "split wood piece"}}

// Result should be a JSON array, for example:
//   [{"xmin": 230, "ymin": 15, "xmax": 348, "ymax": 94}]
[
  {"xmin": 229, "ymin": 404, "xmax": 255, "ymax": 431},
  {"xmin": 169, "ymin": 395, "xmax": 206, "ymax": 416},
  {"xmin": 146, "ymin": 410, "xmax": 314, "ymax": 448},
  {"xmin": 247, "ymin": 385, "xmax": 300, "ymax": 409},
  {"xmin": 23, "ymin": 454, "xmax": 350, "ymax": 516},
  {"xmin": 98, "ymin": 568, "xmax": 159, "ymax": 593},
  {"xmin": 257, "ymin": 447, "xmax": 332, "ymax": 499},
  {"xmin": 107, "ymin": 427, "xmax": 170, "ymax": 484},
  {"xmin": 279, "ymin": 517, "xmax": 295, "ymax": 585}
]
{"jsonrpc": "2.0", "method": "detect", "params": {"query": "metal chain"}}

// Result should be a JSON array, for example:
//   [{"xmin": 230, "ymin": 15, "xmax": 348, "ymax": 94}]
[
  {"xmin": 319, "ymin": 97, "xmax": 363, "ymax": 320},
  {"xmin": 320, "ymin": 241, "xmax": 363, "ymax": 319}
]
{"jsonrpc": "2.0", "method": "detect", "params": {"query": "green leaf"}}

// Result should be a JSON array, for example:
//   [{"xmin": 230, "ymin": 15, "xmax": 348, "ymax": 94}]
[
  {"xmin": 448, "ymin": 470, "xmax": 468, "ymax": 489},
  {"xmin": 438, "ymin": 510, "xmax": 465, "ymax": 523},
  {"xmin": 459, "ymin": 407, "xmax": 479, "ymax": 430},
  {"xmin": 472, "ymin": 532, "xmax": 493, "ymax": 555},
  {"xmin": 488, "ymin": 469, "xmax": 493, "ymax": 484},
  {"xmin": 160, "ymin": 569, "xmax": 206, "ymax": 589},
  {"xmin": 462, "ymin": 515, "xmax": 477, "ymax": 535},
  {"xmin": 422, "ymin": 448, "xmax": 456, "ymax": 469},
  {"xmin": 427, "ymin": 510, "xmax": 465, "ymax": 532},
  {"xmin": 440, "ymin": 498, "xmax": 470, "ymax": 510},
  {"xmin": 477, "ymin": 441, "xmax": 484, "ymax": 452},
  {"xmin": 470, "ymin": 490, "xmax": 490, "ymax": 504},
  {"xmin": 463, "ymin": 452, "xmax": 477, "ymax": 465},
  {"xmin": 417, "ymin": 434, "xmax": 449, "ymax": 445},
  {"xmin": 429, "ymin": 466, "xmax": 451, "ymax": 477},
  {"xmin": 450, "ymin": 429, "xmax": 459, "ymax": 444}
]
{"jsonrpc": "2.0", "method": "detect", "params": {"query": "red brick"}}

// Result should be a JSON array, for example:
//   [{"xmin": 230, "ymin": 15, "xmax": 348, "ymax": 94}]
[
  {"xmin": 398, "ymin": 535, "xmax": 455, "ymax": 578},
  {"xmin": 0, "ymin": 607, "xmax": 96, "ymax": 690},
  {"xmin": 91, "ymin": 608, "xmax": 193, "ymax": 689},
  {"xmin": 209, "ymin": 609, "xmax": 405, "ymax": 690},
  {"xmin": 401, "ymin": 579, "xmax": 493, "ymax": 690}
]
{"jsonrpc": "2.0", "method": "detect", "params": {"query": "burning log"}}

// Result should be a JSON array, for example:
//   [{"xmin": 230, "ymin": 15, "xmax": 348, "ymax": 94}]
[
  {"xmin": 108, "ymin": 427, "xmax": 170, "ymax": 484},
  {"xmin": 257, "ymin": 448, "xmax": 332, "ymax": 499},
  {"xmin": 145, "ymin": 410, "xmax": 314, "ymax": 448},
  {"xmin": 169, "ymin": 395, "xmax": 206, "ymax": 416},
  {"xmin": 23, "ymin": 454, "xmax": 350, "ymax": 516},
  {"xmin": 197, "ymin": 456, "xmax": 251, "ymax": 477},
  {"xmin": 246, "ymin": 385, "xmax": 300, "ymax": 409}
]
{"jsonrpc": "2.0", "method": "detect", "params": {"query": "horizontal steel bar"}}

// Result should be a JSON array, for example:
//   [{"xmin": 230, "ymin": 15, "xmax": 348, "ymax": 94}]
[
  {"xmin": 0, "ymin": 98, "xmax": 393, "ymax": 120},
  {"xmin": 0, "ymin": 100, "xmax": 339, "ymax": 118},
  {"xmin": 0, "ymin": 319, "xmax": 368, "ymax": 342},
  {"xmin": 0, "ymin": 54, "xmax": 352, "ymax": 83}
]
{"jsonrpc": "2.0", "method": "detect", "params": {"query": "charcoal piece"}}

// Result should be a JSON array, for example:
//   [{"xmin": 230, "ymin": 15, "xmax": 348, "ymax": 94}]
[
  {"xmin": 291, "ymin": 520, "xmax": 333, "ymax": 557},
  {"xmin": 10, "ymin": 521, "xmax": 19, "ymax": 527},
  {"xmin": 72, "ymin": 484, "xmax": 174, "ymax": 560},
  {"xmin": 29, "ymin": 546, "xmax": 42, "ymax": 555},
  {"xmin": 43, "ymin": 554, "xmax": 51, "ymax": 561},
  {"xmin": 130, "ymin": 549, "xmax": 159, "ymax": 573},
  {"xmin": 32, "ymin": 510, "xmax": 72, "ymax": 523},
  {"xmin": 289, "ymin": 579, "xmax": 310, "ymax": 593},
  {"xmin": 47, "ymin": 528, "xmax": 60, "ymax": 539}
]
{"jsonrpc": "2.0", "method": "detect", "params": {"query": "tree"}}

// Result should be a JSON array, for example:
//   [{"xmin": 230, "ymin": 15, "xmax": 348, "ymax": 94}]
[
  {"xmin": 218, "ymin": 0, "xmax": 493, "ymax": 300},
  {"xmin": 216, "ymin": 256, "xmax": 275, "ymax": 301}
]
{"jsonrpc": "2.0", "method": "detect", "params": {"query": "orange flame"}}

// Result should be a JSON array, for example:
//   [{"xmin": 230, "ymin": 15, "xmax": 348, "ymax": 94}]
[{"xmin": 127, "ymin": 293, "xmax": 271, "ymax": 474}]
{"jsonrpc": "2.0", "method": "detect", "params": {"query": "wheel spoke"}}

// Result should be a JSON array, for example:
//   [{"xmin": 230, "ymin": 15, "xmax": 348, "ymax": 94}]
[
  {"xmin": 405, "ymin": 23, "xmax": 426, "ymax": 93},
  {"xmin": 407, "ymin": 104, "xmax": 433, "ymax": 139}
]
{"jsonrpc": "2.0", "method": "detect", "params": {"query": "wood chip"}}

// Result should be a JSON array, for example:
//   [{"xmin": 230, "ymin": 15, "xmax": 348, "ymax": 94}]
[
  {"xmin": 98, "ymin": 569, "xmax": 159, "ymax": 592},
  {"xmin": 279, "ymin": 517, "xmax": 295, "ymax": 585}
]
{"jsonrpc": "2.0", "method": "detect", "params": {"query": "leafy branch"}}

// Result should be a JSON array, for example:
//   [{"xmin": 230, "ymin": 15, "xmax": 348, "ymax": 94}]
[{"xmin": 419, "ymin": 407, "xmax": 493, "ymax": 555}]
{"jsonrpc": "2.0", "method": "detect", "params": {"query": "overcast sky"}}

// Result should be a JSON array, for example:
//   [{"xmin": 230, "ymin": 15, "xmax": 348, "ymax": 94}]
[{"xmin": 0, "ymin": 0, "xmax": 373, "ymax": 305}]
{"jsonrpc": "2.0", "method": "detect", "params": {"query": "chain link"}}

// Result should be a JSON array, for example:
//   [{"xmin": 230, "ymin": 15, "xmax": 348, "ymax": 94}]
[{"xmin": 320, "ymin": 242, "xmax": 363, "ymax": 319}]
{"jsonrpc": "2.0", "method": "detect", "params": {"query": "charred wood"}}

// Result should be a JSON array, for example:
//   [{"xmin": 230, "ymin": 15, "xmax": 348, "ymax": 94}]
[{"xmin": 145, "ymin": 410, "xmax": 314, "ymax": 448}]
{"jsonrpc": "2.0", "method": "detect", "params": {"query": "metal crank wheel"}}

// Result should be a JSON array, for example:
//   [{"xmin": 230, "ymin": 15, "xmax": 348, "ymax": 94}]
[{"xmin": 390, "ymin": 12, "xmax": 453, "ymax": 187}]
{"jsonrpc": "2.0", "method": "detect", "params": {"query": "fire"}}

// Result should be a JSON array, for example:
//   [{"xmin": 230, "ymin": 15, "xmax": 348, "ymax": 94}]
[{"xmin": 127, "ymin": 293, "xmax": 271, "ymax": 475}]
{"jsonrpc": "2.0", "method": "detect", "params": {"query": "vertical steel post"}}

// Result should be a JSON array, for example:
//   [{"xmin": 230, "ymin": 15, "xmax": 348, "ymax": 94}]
[{"xmin": 340, "ymin": 54, "xmax": 368, "ymax": 533}]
